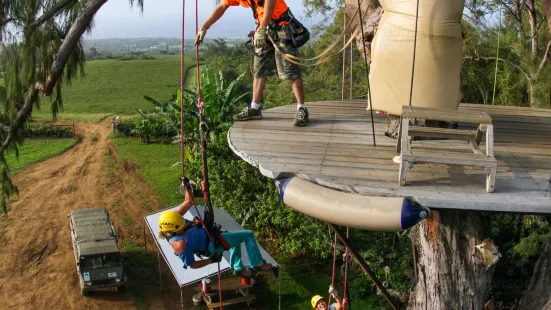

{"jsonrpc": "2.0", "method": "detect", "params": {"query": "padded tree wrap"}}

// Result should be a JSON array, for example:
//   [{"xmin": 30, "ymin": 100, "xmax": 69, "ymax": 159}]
[
  {"xmin": 277, "ymin": 177, "xmax": 430, "ymax": 231},
  {"xmin": 368, "ymin": 0, "xmax": 465, "ymax": 115}
]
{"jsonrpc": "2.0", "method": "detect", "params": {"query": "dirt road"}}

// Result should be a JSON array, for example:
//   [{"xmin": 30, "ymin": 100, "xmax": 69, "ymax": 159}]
[{"xmin": 0, "ymin": 120, "xmax": 189, "ymax": 309}]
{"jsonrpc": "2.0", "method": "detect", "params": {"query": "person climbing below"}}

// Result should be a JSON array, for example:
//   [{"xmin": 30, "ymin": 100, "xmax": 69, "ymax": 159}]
[
  {"xmin": 311, "ymin": 285, "xmax": 344, "ymax": 310},
  {"xmin": 194, "ymin": 0, "xmax": 309, "ymax": 127},
  {"xmin": 157, "ymin": 184, "xmax": 273, "ymax": 277}
]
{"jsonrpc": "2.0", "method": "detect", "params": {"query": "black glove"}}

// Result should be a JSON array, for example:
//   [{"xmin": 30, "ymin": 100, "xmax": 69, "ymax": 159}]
[{"xmin": 210, "ymin": 252, "xmax": 223, "ymax": 263}]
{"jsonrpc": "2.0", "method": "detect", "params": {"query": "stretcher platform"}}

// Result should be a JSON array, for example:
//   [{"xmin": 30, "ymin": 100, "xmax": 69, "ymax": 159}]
[{"xmin": 144, "ymin": 206, "xmax": 279, "ymax": 287}]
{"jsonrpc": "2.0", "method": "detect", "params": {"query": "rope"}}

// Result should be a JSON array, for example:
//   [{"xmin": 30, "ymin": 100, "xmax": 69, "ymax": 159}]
[
  {"xmin": 180, "ymin": 0, "xmax": 186, "ymax": 179},
  {"xmin": 267, "ymin": 27, "xmax": 360, "ymax": 67},
  {"xmin": 281, "ymin": 1, "xmax": 365, "ymax": 62},
  {"xmin": 328, "ymin": 232, "xmax": 338, "ymax": 305},
  {"xmin": 492, "ymin": 8, "xmax": 502, "ymax": 105},
  {"xmin": 356, "ymin": 0, "xmax": 377, "ymax": 147},
  {"xmin": 408, "ymin": 0, "xmax": 420, "ymax": 107},
  {"xmin": 266, "ymin": 0, "xmax": 371, "ymax": 67},
  {"xmin": 343, "ymin": 227, "xmax": 350, "ymax": 310},
  {"xmin": 183, "ymin": 0, "xmax": 222, "ymax": 306}
]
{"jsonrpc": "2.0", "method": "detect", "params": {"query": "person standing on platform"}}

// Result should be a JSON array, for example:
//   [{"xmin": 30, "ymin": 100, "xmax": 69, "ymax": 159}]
[{"xmin": 194, "ymin": 0, "xmax": 310, "ymax": 127}]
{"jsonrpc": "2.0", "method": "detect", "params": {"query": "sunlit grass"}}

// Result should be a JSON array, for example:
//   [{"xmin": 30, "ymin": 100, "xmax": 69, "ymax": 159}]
[{"xmin": 6, "ymin": 138, "xmax": 79, "ymax": 174}]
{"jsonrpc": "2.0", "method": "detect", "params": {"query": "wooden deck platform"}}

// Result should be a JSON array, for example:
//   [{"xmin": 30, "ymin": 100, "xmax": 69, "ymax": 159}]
[{"xmin": 228, "ymin": 100, "xmax": 551, "ymax": 214}]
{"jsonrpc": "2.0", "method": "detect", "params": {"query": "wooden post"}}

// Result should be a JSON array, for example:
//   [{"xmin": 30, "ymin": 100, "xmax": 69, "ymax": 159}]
[
  {"xmin": 113, "ymin": 116, "xmax": 120, "ymax": 138},
  {"xmin": 399, "ymin": 117, "xmax": 410, "ymax": 186},
  {"xmin": 143, "ymin": 218, "xmax": 147, "ymax": 255},
  {"xmin": 330, "ymin": 224, "xmax": 399, "ymax": 310},
  {"xmin": 158, "ymin": 250, "xmax": 163, "ymax": 293},
  {"xmin": 180, "ymin": 286, "xmax": 184, "ymax": 310}
]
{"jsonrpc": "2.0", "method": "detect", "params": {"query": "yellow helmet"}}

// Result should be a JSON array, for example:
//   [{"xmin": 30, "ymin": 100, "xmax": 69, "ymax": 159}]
[
  {"xmin": 158, "ymin": 210, "xmax": 184, "ymax": 233},
  {"xmin": 311, "ymin": 295, "xmax": 324, "ymax": 308}
]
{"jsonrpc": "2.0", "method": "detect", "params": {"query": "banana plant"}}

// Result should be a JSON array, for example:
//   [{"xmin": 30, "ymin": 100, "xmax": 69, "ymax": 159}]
[{"xmin": 185, "ymin": 66, "xmax": 250, "ymax": 134}]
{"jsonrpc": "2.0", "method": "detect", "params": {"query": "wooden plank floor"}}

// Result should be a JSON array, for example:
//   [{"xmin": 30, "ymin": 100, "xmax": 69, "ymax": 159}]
[{"xmin": 228, "ymin": 100, "xmax": 551, "ymax": 214}]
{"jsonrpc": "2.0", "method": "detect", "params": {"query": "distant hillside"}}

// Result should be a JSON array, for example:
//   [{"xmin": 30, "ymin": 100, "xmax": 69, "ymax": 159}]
[
  {"xmin": 34, "ymin": 54, "xmax": 197, "ymax": 118},
  {"xmin": 83, "ymin": 37, "xmax": 248, "ymax": 55}
]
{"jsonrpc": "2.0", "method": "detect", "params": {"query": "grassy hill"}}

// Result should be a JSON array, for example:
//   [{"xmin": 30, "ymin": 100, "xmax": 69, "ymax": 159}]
[{"xmin": 34, "ymin": 54, "xmax": 197, "ymax": 120}]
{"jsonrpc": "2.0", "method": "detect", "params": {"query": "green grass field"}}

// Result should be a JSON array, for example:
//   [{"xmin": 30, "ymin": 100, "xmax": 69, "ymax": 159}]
[
  {"xmin": 112, "ymin": 137, "xmax": 377, "ymax": 309},
  {"xmin": 33, "ymin": 54, "xmax": 197, "ymax": 120},
  {"xmin": 5, "ymin": 138, "xmax": 79, "ymax": 174}
]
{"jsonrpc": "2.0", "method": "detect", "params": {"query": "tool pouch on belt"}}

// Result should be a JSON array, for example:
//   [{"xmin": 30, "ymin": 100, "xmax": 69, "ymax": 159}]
[{"xmin": 278, "ymin": 10, "xmax": 310, "ymax": 48}]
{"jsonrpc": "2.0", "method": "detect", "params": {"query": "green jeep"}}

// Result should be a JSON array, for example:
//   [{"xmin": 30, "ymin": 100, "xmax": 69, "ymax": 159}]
[{"xmin": 69, "ymin": 208, "xmax": 126, "ymax": 295}]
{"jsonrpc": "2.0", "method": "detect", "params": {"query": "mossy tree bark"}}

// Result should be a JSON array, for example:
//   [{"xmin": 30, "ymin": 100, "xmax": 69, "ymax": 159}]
[
  {"xmin": 518, "ymin": 234, "xmax": 551, "ymax": 309},
  {"xmin": 408, "ymin": 211, "xmax": 495, "ymax": 309}
]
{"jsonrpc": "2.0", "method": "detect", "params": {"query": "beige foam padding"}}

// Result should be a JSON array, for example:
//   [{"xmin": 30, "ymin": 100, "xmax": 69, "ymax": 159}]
[
  {"xmin": 282, "ymin": 178, "xmax": 405, "ymax": 231},
  {"xmin": 368, "ymin": 0, "xmax": 465, "ymax": 116}
]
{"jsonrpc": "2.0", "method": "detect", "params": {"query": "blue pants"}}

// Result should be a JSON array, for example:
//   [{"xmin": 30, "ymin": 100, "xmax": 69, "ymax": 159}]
[{"xmin": 208, "ymin": 230, "xmax": 263, "ymax": 271}]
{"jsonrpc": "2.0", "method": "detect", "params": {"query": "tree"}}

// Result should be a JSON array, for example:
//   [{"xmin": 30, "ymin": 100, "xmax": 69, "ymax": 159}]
[
  {"xmin": 0, "ymin": 0, "xmax": 143, "ymax": 205},
  {"xmin": 463, "ymin": 0, "xmax": 551, "ymax": 107}
]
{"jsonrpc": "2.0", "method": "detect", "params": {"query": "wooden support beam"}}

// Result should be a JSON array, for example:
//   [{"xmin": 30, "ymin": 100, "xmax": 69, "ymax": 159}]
[{"xmin": 330, "ymin": 224, "xmax": 399, "ymax": 310}]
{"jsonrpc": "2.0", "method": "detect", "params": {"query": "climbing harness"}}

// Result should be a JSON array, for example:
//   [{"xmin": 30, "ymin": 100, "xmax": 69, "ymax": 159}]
[{"xmin": 258, "ymin": 0, "xmax": 366, "ymax": 67}]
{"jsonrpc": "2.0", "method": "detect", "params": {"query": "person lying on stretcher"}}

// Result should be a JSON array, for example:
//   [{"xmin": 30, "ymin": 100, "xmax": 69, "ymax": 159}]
[{"xmin": 157, "ymin": 183, "xmax": 273, "ymax": 278}]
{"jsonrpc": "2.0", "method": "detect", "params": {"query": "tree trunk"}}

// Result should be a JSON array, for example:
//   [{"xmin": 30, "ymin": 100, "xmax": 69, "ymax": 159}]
[
  {"xmin": 408, "ymin": 211, "xmax": 495, "ymax": 309},
  {"xmin": 344, "ymin": 0, "xmax": 382, "ymax": 63},
  {"xmin": 529, "ymin": 82, "xmax": 536, "ymax": 108},
  {"xmin": 527, "ymin": 0, "xmax": 538, "ymax": 60},
  {"xmin": 518, "ymin": 234, "xmax": 551, "ymax": 309}
]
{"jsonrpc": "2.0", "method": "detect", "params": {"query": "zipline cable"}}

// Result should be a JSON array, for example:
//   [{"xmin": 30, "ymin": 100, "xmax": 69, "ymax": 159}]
[
  {"xmin": 180, "ymin": 0, "xmax": 186, "ymax": 179},
  {"xmin": 341, "ymin": 1, "xmax": 347, "ymax": 101},
  {"xmin": 492, "ymin": 8, "xmax": 502, "ymax": 105},
  {"xmin": 408, "ymin": 0, "xmax": 420, "ymax": 107},
  {"xmin": 356, "ymin": 0, "xmax": 377, "ymax": 147}
]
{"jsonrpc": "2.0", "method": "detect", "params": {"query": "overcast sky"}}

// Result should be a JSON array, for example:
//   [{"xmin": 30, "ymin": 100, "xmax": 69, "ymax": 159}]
[{"xmin": 86, "ymin": 1, "xmax": 321, "ymax": 39}]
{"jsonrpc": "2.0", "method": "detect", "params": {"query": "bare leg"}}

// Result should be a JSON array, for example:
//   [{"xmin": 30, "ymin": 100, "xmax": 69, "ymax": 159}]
[
  {"xmin": 291, "ymin": 78, "xmax": 305, "ymax": 105},
  {"xmin": 253, "ymin": 77, "xmax": 267, "ymax": 105}
]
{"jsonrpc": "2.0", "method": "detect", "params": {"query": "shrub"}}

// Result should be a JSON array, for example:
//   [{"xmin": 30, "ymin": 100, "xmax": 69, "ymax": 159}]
[
  {"xmin": 24, "ymin": 124, "xmax": 74, "ymax": 138},
  {"xmin": 116, "ymin": 118, "xmax": 138, "ymax": 137},
  {"xmin": 131, "ymin": 111, "xmax": 179, "ymax": 143}
]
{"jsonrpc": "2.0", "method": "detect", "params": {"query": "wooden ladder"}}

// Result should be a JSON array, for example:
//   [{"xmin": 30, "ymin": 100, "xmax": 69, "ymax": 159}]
[
  {"xmin": 398, "ymin": 106, "xmax": 497, "ymax": 193},
  {"xmin": 201, "ymin": 277, "xmax": 257, "ymax": 309}
]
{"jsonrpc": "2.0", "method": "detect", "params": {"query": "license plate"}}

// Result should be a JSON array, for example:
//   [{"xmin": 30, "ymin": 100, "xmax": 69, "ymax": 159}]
[{"xmin": 108, "ymin": 272, "xmax": 117, "ymax": 278}]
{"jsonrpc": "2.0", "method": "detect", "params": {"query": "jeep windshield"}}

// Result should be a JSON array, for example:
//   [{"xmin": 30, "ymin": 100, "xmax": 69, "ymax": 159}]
[{"xmin": 80, "ymin": 254, "xmax": 122, "ymax": 269}]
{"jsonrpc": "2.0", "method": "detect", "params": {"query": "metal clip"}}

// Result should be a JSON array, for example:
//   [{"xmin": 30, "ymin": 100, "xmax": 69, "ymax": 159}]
[{"xmin": 200, "ymin": 122, "xmax": 210, "ymax": 139}]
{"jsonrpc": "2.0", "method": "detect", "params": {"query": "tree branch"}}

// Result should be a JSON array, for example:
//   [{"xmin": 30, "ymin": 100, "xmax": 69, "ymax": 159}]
[
  {"xmin": 0, "ymin": 84, "xmax": 41, "ymax": 154},
  {"xmin": 30, "ymin": 0, "xmax": 78, "ymax": 30},
  {"xmin": 497, "ymin": 0, "xmax": 522, "ymax": 23},
  {"xmin": 44, "ymin": 0, "xmax": 108, "ymax": 95},
  {"xmin": 0, "ymin": 0, "xmax": 108, "ymax": 155},
  {"xmin": 463, "ymin": 55, "xmax": 531, "ymax": 81},
  {"xmin": 535, "ymin": 40, "xmax": 551, "ymax": 79},
  {"xmin": 1, "ymin": 17, "xmax": 16, "ymax": 27},
  {"xmin": 544, "ymin": 0, "xmax": 551, "ymax": 32}
]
